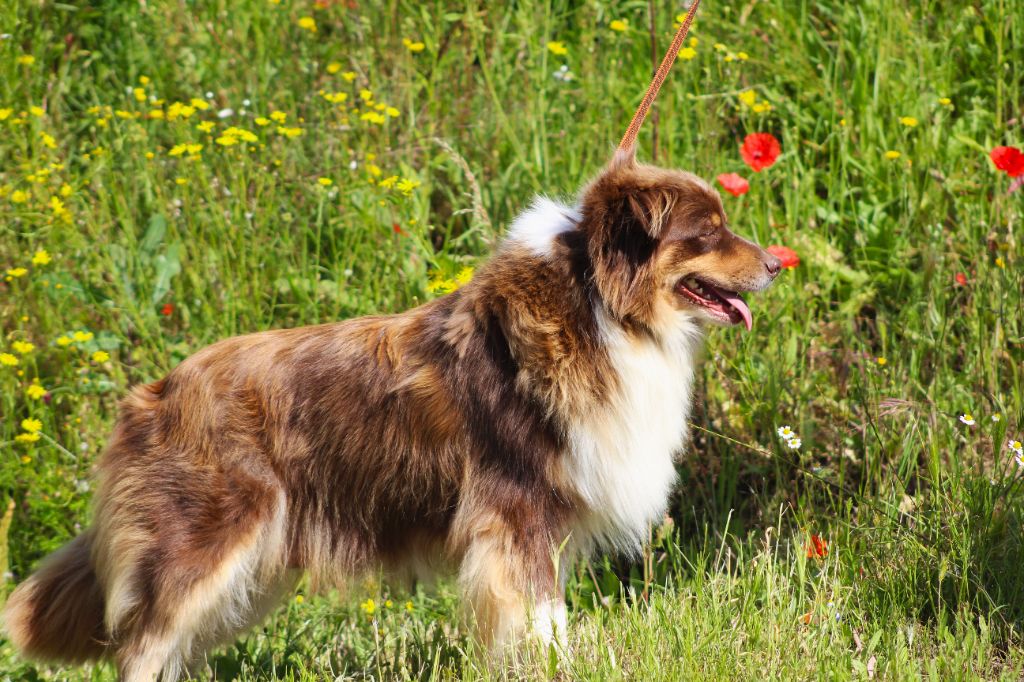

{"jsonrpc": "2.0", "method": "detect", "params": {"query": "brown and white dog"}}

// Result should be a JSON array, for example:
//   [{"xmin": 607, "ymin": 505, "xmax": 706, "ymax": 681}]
[{"xmin": 4, "ymin": 150, "xmax": 781, "ymax": 680}]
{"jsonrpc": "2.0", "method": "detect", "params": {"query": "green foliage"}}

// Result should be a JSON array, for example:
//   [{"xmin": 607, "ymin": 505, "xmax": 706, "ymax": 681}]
[{"xmin": 1, "ymin": 0, "xmax": 1022, "ymax": 678}]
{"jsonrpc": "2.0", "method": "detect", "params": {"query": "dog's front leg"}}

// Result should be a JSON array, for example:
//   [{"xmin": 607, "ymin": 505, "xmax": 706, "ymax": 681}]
[{"xmin": 457, "ymin": 516, "xmax": 567, "ymax": 653}]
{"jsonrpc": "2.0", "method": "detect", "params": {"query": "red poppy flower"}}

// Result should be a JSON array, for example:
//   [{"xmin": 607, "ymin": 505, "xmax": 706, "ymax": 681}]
[
  {"xmin": 392, "ymin": 222, "xmax": 406, "ymax": 236},
  {"xmin": 990, "ymin": 146, "xmax": 1024, "ymax": 177},
  {"xmin": 954, "ymin": 272, "xmax": 968, "ymax": 286},
  {"xmin": 806, "ymin": 534, "xmax": 828, "ymax": 559},
  {"xmin": 716, "ymin": 172, "xmax": 750, "ymax": 197},
  {"xmin": 766, "ymin": 245, "xmax": 800, "ymax": 269},
  {"xmin": 161, "ymin": 303, "xmax": 174, "ymax": 316},
  {"xmin": 740, "ymin": 133, "xmax": 781, "ymax": 172}
]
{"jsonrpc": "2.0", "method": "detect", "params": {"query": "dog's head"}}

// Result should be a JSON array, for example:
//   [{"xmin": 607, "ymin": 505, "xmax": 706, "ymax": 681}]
[{"xmin": 578, "ymin": 150, "xmax": 781, "ymax": 334}]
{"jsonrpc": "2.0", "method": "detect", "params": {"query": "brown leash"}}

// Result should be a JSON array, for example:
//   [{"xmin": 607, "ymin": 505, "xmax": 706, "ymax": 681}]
[{"xmin": 618, "ymin": 0, "xmax": 702, "ymax": 152}]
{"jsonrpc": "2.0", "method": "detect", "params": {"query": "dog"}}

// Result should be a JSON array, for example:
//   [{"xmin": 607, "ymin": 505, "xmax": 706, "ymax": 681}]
[{"xmin": 3, "ymin": 149, "xmax": 781, "ymax": 680}]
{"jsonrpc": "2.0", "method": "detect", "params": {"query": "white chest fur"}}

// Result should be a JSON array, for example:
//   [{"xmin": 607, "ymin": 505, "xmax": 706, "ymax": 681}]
[{"xmin": 566, "ymin": 311, "xmax": 703, "ymax": 554}]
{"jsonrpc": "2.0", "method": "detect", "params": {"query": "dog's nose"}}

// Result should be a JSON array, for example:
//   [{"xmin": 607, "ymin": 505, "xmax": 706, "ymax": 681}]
[{"xmin": 765, "ymin": 254, "xmax": 782, "ymax": 278}]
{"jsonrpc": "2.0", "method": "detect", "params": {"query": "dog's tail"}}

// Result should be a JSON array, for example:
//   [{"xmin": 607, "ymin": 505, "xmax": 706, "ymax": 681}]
[{"xmin": 3, "ymin": 530, "xmax": 108, "ymax": 663}]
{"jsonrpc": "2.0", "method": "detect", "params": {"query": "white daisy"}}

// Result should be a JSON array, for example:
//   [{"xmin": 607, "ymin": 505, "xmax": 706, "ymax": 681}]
[
  {"xmin": 787, "ymin": 437, "xmax": 802, "ymax": 450},
  {"xmin": 778, "ymin": 426, "xmax": 795, "ymax": 439},
  {"xmin": 992, "ymin": 413, "xmax": 1002, "ymax": 422},
  {"xmin": 959, "ymin": 414, "xmax": 975, "ymax": 426}
]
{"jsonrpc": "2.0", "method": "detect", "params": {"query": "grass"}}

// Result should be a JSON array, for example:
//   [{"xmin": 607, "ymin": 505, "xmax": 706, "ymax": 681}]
[{"xmin": 1, "ymin": 0, "xmax": 1022, "ymax": 678}]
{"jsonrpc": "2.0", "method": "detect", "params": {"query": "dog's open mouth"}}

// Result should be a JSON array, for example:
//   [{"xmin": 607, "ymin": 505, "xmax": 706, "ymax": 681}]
[{"xmin": 677, "ymin": 276, "xmax": 753, "ymax": 331}]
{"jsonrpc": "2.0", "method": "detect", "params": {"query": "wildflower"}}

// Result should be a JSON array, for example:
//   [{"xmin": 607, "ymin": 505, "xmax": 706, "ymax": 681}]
[
  {"xmin": 359, "ymin": 89, "xmax": 373, "ymax": 102},
  {"xmin": 342, "ymin": 71, "xmax": 357, "ymax": 82},
  {"xmin": 16, "ymin": 433, "xmax": 40, "ymax": 444},
  {"xmin": 738, "ymin": 90, "xmax": 757, "ymax": 107},
  {"xmin": 939, "ymin": 97, "xmax": 953, "ymax": 107},
  {"xmin": 60, "ymin": 184, "xmax": 72, "ymax": 197},
  {"xmin": 898, "ymin": 116, "xmax": 918, "ymax": 127},
  {"xmin": 991, "ymin": 413, "xmax": 1001, "ymax": 422},
  {"xmin": 190, "ymin": 98, "xmax": 210, "ymax": 110},
  {"xmin": 546, "ymin": 41, "xmax": 568, "ymax": 56},
  {"xmin": 21, "ymin": 418, "xmax": 42, "ymax": 433},
  {"xmin": 91, "ymin": 350, "xmax": 110, "ymax": 363},
  {"xmin": 609, "ymin": 19, "xmax": 628, "ymax": 32},
  {"xmin": 327, "ymin": 62, "xmax": 342, "ymax": 74},
  {"xmin": 254, "ymin": 117, "xmax": 270, "ymax": 126},
  {"xmin": 175, "ymin": 178, "xmax": 188, "ymax": 185},
  {"xmin": 72, "ymin": 331, "xmax": 94, "ymax": 343},
  {"xmin": 995, "ymin": 257, "xmax": 1005, "ymax": 269},
  {"xmin": 740, "ymin": 133, "xmax": 781, "ymax": 172},
  {"xmin": 10, "ymin": 190, "xmax": 28, "ymax": 203},
  {"xmin": 1009, "ymin": 438, "xmax": 1023, "ymax": 458},
  {"xmin": 277, "ymin": 126, "xmax": 302, "ymax": 137},
  {"xmin": 752, "ymin": 102, "xmax": 771, "ymax": 114},
  {"xmin": 360, "ymin": 111, "xmax": 386, "ymax": 125},
  {"xmin": 954, "ymin": 272, "xmax": 967, "ymax": 286},
  {"xmin": 884, "ymin": 150, "xmax": 901, "ymax": 160},
  {"xmin": 321, "ymin": 92, "xmax": 347, "ymax": 104},
  {"xmin": 297, "ymin": 16, "xmax": 317, "ymax": 32},
  {"xmin": 379, "ymin": 175, "xmax": 398, "ymax": 189},
  {"xmin": 876, "ymin": 357, "xmax": 887, "ymax": 366},
  {"xmin": 716, "ymin": 173, "xmax": 749, "ymax": 197},
  {"xmin": 0, "ymin": 353, "xmax": 17, "ymax": 366},
  {"xmin": 678, "ymin": 46, "xmax": 697, "ymax": 60},
  {"xmin": 405, "ymin": 601, "xmax": 414, "ymax": 612},
  {"xmin": 295, "ymin": 595, "xmax": 304, "ymax": 604},
  {"xmin": 40, "ymin": 132, "xmax": 57, "ymax": 149},
  {"xmin": 778, "ymin": 426, "xmax": 795, "ymax": 440},
  {"xmin": 402, "ymin": 38, "xmax": 426, "ymax": 52},
  {"xmin": 161, "ymin": 303, "xmax": 175, "ymax": 316},
  {"xmin": 318, "ymin": 177, "xmax": 333, "ymax": 186},
  {"xmin": 990, "ymin": 146, "xmax": 1024, "ymax": 177},
  {"xmin": 6, "ymin": 267, "xmax": 28, "ymax": 278},
  {"xmin": 396, "ymin": 178, "xmax": 420, "ymax": 195},
  {"xmin": 29, "ymin": 106, "xmax": 44, "ymax": 117},
  {"xmin": 17, "ymin": 55, "xmax": 35, "ymax": 66},
  {"xmin": 959, "ymin": 413, "xmax": 975, "ymax": 426},
  {"xmin": 0, "ymin": 108, "xmax": 12, "ymax": 120},
  {"xmin": 806, "ymin": 534, "xmax": 828, "ymax": 559},
  {"xmin": 552, "ymin": 64, "xmax": 575, "ymax": 82},
  {"xmin": 360, "ymin": 598, "xmax": 376, "ymax": 615},
  {"xmin": 766, "ymin": 245, "xmax": 799, "ymax": 269},
  {"xmin": 56, "ymin": 335, "xmax": 73, "ymax": 347},
  {"xmin": 216, "ymin": 108, "xmax": 234, "ymax": 119},
  {"xmin": 385, "ymin": 106, "xmax": 400, "ymax": 118},
  {"xmin": 27, "ymin": 383, "xmax": 47, "ymax": 400},
  {"xmin": 455, "ymin": 266, "xmax": 474, "ymax": 285},
  {"xmin": 714, "ymin": 42, "xmax": 727, "ymax": 52},
  {"xmin": 215, "ymin": 135, "xmax": 239, "ymax": 146},
  {"xmin": 12, "ymin": 341, "xmax": 34, "ymax": 355},
  {"xmin": 787, "ymin": 437, "xmax": 802, "ymax": 450}
]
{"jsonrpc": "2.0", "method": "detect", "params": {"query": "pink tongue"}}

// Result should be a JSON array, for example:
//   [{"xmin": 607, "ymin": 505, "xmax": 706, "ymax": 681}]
[{"xmin": 706, "ymin": 283, "xmax": 753, "ymax": 331}]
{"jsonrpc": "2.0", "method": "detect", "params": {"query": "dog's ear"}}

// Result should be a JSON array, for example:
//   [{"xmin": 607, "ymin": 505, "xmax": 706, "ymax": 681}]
[{"xmin": 624, "ymin": 186, "xmax": 676, "ymax": 239}]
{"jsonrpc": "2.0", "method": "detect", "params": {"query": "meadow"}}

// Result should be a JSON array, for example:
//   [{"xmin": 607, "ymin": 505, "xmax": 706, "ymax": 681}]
[{"xmin": 1, "ymin": 0, "xmax": 1023, "ymax": 678}]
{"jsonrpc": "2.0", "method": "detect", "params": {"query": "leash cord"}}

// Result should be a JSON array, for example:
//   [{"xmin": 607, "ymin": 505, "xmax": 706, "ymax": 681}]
[{"xmin": 618, "ymin": 0, "xmax": 702, "ymax": 152}]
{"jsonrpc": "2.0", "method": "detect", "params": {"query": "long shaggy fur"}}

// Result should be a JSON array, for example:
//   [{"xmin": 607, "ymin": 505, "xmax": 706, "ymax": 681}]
[{"xmin": 4, "ymin": 153, "xmax": 780, "ymax": 680}]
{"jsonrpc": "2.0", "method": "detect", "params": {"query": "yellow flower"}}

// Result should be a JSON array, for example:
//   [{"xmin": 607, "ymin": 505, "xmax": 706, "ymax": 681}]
[
  {"xmin": 360, "ymin": 598, "xmax": 376, "ymax": 615},
  {"xmin": 455, "ymin": 266, "xmax": 474, "ymax": 285},
  {"xmin": 379, "ymin": 175, "xmax": 399, "ymax": 189},
  {"xmin": 898, "ymin": 116, "xmax": 918, "ymax": 127},
  {"xmin": 18, "ymin": 55, "xmax": 36, "ymax": 65},
  {"xmin": 752, "ymin": 102, "xmax": 771, "ymax": 114},
  {"xmin": 609, "ymin": 19, "xmax": 628, "ymax": 32},
  {"xmin": 327, "ymin": 62, "xmax": 342, "ymax": 74},
  {"xmin": 360, "ymin": 111, "xmax": 386, "ymax": 125},
  {"xmin": 321, "ymin": 92, "xmax": 348, "ymax": 104},
  {"xmin": 175, "ymin": 178, "xmax": 188, "ymax": 185},
  {"xmin": 876, "ymin": 357, "xmax": 887, "ymax": 366},
  {"xmin": 270, "ymin": 111, "xmax": 288, "ymax": 123},
  {"xmin": 10, "ymin": 190, "xmax": 28, "ymax": 203},
  {"xmin": 139, "ymin": 75, "xmax": 151, "ymax": 85},
  {"xmin": 56, "ymin": 335, "xmax": 73, "ymax": 347},
  {"xmin": 6, "ymin": 267, "xmax": 28, "ymax": 278},
  {"xmin": 402, "ymin": 38, "xmax": 426, "ymax": 53},
  {"xmin": 396, "ymin": 178, "xmax": 420, "ymax": 195},
  {"xmin": 294, "ymin": 595, "xmax": 304, "ymax": 604},
  {"xmin": 148, "ymin": 109, "xmax": 165, "ymax": 120},
  {"xmin": 21, "ymin": 418, "xmax": 42, "ymax": 433},
  {"xmin": 133, "ymin": 87, "xmax": 147, "ymax": 103},
  {"xmin": 546, "ymin": 41, "xmax": 567, "ymax": 56},
  {"xmin": 342, "ymin": 71, "xmax": 357, "ymax": 82},
  {"xmin": 359, "ymin": 89, "xmax": 373, "ymax": 102},
  {"xmin": 713, "ymin": 43, "xmax": 727, "ymax": 52},
  {"xmin": 737, "ymin": 51, "xmax": 749, "ymax": 60},
  {"xmin": 254, "ymin": 117, "xmax": 270, "ymax": 127},
  {"xmin": 12, "ymin": 341, "xmax": 34, "ymax": 355},
  {"xmin": 16, "ymin": 433, "xmax": 40, "ymax": 444},
  {"xmin": 995, "ymin": 257, "xmax": 1005, "ymax": 269},
  {"xmin": 939, "ymin": 97, "xmax": 953, "ymax": 107},
  {"xmin": 0, "ymin": 353, "xmax": 18, "ymax": 366},
  {"xmin": 145, "ymin": 151, "xmax": 155, "ymax": 159},
  {"xmin": 73, "ymin": 331, "xmax": 94, "ymax": 343},
  {"xmin": 405, "ymin": 601, "xmax": 413, "ymax": 612},
  {"xmin": 190, "ymin": 98, "xmax": 210, "ymax": 110},
  {"xmin": 216, "ymin": 135, "xmax": 239, "ymax": 146},
  {"xmin": 29, "ymin": 106, "xmax": 45, "ymax": 117},
  {"xmin": 366, "ymin": 163, "xmax": 382, "ymax": 177},
  {"xmin": 91, "ymin": 350, "xmax": 110, "ymax": 363},
  {"xmin": 27, "ymin": 384, "xmax": 47, "ymax": 399},
  {"xmin": 739, "ymin": 90, "xmax": 757, "ymax": 107},
  {"xmin": 223, "ymin": 126, "xmax": 258, "ymax": 142},
  {"xmin": 40, "ymin": 132, "xmax": 57, "ymax": 149},
  {"xmin": 169, "ymin": 143, "xmax": 189, "ymax": 156},
  {"xmin": 32, "ymin": 249, "xmax": 52, "ymax": 265},
  {"xmin": 297, "ymin": 16, "xmax": 317, "ymax": 32},
  {"xmin": 60, "ymin": 183, "xmax": 72, "ymax": 196},
  {"xmin": 276, "ymin": 126, "xmax": 303, "ymax": 137},
  {"xmin": 318, "ymin": 177, "xmax": 333, "ymax": 186},
  {"xmin": 0, "ymin": 107, "xmax": 12, "ymax": 120},
  {"xmin": 678, "ymin": 47, "xmax": 697, "ymax": 60},
  {"xmin": 884, "ymin": 150, "xmax": 901, "ymax": 160}
]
